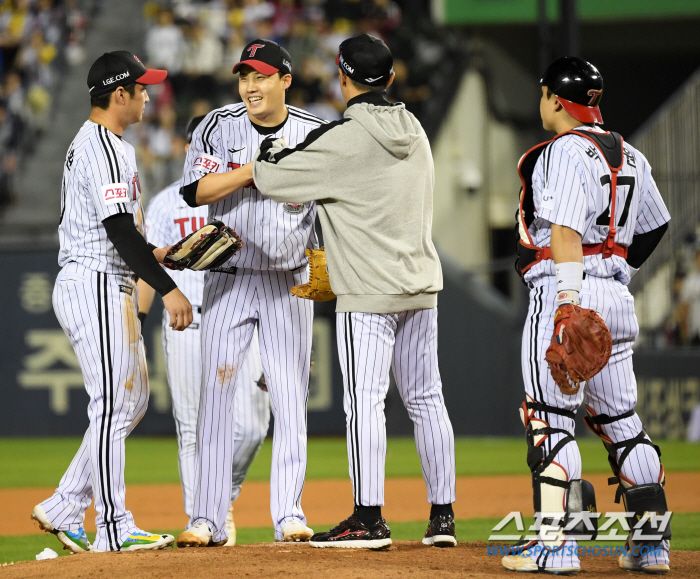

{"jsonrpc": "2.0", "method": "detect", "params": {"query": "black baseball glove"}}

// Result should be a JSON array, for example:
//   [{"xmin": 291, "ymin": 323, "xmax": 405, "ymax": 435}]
[{"xmin": 163, "ymin": 220, "xmax": 243, "ymax": 271}]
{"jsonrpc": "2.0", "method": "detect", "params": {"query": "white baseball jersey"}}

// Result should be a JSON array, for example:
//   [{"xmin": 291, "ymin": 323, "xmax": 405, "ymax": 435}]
[
  {"xmin": 182, "ymin": 104, "xmax": 325, "ymax": 271},
  {"xmin": 144, "ymin": 181, "xmax": 206, "ymax": 306},
  {"xmin": 43, "ymin": 120, "xmax": 153, "ymax": 551},
  {"xmin": 518, "ymin": 126, "xmax": 671, "ymax": 570},
  {"xmin": 182, "ymin": 102, "xmax": 324, "ymax": 542},
  {"xmin": 525, "ymin": 126, "xmax": 671, "ymax": 284},
  {"xmin": 143, "ymin": 182, "xmax": 270, "ymax": 519},
  {"xmin": 58, "ymin": 120, "xmax": 146, "ymax": 274}
]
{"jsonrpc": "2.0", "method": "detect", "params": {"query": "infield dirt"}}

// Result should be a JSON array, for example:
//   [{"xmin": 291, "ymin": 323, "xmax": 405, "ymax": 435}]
[
  {"xmin": 3, "ymin": 472, "xmax": 700, "ymax": 535},
  {"xmin": 1, "ymin": 542, "xmax": 699, "ymax": 579}
]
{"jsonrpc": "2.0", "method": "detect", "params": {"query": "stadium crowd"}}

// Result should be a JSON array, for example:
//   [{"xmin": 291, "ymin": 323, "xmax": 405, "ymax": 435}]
[
  {"xmin": 129, "ymin": 0, "xmax": 438, "ymax": 196},
  {"xmin": 665, "ymin": 238, "xmax": 700, "ymax": 347},
  {"xmin": 0, "ymin": 0, "xmax": 95, "ymax": 212}
]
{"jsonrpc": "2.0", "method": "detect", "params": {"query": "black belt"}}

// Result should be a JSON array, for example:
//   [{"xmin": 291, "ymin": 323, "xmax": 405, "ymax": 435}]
[{"xmin": 211, "ymin": 266, "xmax": 238, "ymax": 275}]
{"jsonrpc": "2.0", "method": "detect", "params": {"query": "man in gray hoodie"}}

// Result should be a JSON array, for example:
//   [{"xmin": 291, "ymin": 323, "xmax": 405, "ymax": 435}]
[{"xmin": 253, "ymin": 34, "xmax": 456, "ymax": 550}]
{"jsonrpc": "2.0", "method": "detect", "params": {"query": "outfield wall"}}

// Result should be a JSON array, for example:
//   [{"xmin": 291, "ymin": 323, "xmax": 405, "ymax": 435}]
[{"xmin": 2, "ymin": 250, "xmax": 698, "ymax": 438}]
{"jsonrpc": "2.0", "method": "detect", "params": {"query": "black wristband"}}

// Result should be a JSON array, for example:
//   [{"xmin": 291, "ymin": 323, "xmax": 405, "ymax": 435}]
[
  {"xmin": 181, "ymin": 181, "xmax": 199, "ymax": 207},
  {"xmin": 138, "ymin": 311, "xmax": 148, "ymax": 323}
]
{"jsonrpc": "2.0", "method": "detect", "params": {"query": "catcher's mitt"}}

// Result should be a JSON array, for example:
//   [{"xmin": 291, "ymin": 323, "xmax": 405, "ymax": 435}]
[
  {"xmin": 545, "ymin": 304, "xmax": 612, "ymax": 395},
  {"xmin": 163, "ymin": 220, "xmax": 243, "ymax": 271},
  {"xmin": 291, "ymin": 248, "xmax": 336, "ymax": 302}
]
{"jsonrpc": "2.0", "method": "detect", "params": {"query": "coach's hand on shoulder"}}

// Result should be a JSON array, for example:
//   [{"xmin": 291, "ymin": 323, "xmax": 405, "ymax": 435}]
[{"xmin": 163, "ymin": 288, "xmax": 193, "ymax": 331}]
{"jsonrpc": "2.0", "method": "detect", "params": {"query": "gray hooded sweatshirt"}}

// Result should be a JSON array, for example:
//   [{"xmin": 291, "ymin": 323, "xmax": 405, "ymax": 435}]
[{"xmin": 253, "ymin": 91, "xmax": 442, "ymax": 313}]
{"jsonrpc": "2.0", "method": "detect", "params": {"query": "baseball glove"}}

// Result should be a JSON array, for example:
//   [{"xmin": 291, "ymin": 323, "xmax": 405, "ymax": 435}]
[
  {"xmin": 545, "ymin": 304, "xmax": 612, "ymax": 395},
  {"xmin": 163, "ymin": 220, "xmax": 243, "ymax": 271},
  {"xmin": 291, "ymin": 248, "xmax": 336, "ymax": 302}
]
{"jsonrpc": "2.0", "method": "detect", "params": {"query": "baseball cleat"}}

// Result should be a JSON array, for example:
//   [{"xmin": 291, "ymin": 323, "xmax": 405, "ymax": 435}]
[
  {"xmin": 224, "ymin": 504, "xmax": 236, "ymax": 547},
  {"xmin": 90, "ymin": 531, "xmax": 174, "ymax": 552},
  {"xmin": 618, "ymin": 552, "xmax": 669, "ymax": 574},
  {"xmin": 309, "ymin": 514, "xmax": 392, "ymax": 550},
  {"xmin": 617, "ymin": 539, "xmax": 670, "ymax": 574},
  {"xmin": 31, "ymin": 504, "xmax": 91, "ymax": 554},
  {"xmin": 422, "ymin": 514, "xmax": 457, "ymax": 547},
  {"xmin": 281, "ymin": 519, "xmax": 314, "ymax": 542},
  {"xmin": 501, "ymin": 544, "xmax": 579, "ymax": 575},
  {"xmin": 177, "ymin": 520, "xmax": 226, "ymax": 548}
]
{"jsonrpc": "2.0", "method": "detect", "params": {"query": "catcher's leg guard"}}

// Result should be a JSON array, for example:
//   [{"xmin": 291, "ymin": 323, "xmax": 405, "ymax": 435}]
[
  {"xmin": 520, "ymin": 399, "xmax": 597, "ymax": 543},
  {"xmin": 584, "ymin": 407, "xmax": 671, "ymax": 541},
  {"xmin": 565, "ymin": 479, "xmax": 597, "ymax": 537}
]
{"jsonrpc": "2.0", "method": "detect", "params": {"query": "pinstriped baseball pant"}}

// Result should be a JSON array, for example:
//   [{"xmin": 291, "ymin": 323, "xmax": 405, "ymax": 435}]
[
  {"xmin": 191, "ymin": 268, "xmax": 312, "ymax": 542},
  {"xmin": 523, "ymin": 275, "xmax": 669, "ymax": 569},
  {"xmin": 161, "ymin": 314, "xmax": 270, "ymax": 520},
  {"xmin": 337, "ymin": 308, "xmax": 456, "ymax": 509},
  {"xmin": 40, "ymin": 262, "xmax": 148, "ymax": 551}
]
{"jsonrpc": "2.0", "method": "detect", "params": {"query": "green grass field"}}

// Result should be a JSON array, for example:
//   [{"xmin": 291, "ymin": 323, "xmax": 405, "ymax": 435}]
[
  {"xmin": 1, "ymin": 437, "xmax": 698, "ymax": 488},
  {"xmin": 1, "ymin": 437, "xmax": 697, "ymax": 563}
]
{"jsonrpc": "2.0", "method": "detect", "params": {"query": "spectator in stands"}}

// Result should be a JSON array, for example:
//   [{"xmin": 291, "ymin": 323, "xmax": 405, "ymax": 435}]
[
  {"xmin": 146, "ymin": 104, "xmax": 178, "ymax": 193},
  {"xmin": 0, "ymin": 98, "xmax": 20, "ymax": 211},
  {"xmin": 0, "ymin": 0, "xmax": 29, "ymax": 70},
  {"xmin": 242, "ymin": 0, "xmax": 275, "ymax": 27},
  {"xmin": 679, "ymin": 247, "xmax": 700, "ymax": 345},
  {"xmin": 183, "ymin": 20, "xmax": 223, "ymax": 99},
  {"xmin": 0, "ymin": 0, "xmax": 92, "ymax": 205},
  {"xmin": 3, "ymin": 69, "xmax": 25, "ymax": 119},
  {"xmin": 388, "ymin": 58, "xmax": 430, "ymax": 118},
  {"xmin": 145, "ymin": 8, "xmax": 184, "ymax": 75}
]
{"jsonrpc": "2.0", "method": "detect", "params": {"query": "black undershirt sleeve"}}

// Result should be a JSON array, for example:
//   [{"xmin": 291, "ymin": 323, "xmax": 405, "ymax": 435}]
[
  {"xmin": 626, "ymin": 222, "xmax": 668, "ymax": 269},
  {"xmin": 181, "ymin": 180, "xmax": 199, "ymax": 207},
  {"xmin": 103, "ymin": 213, "xmax": 178, "ymax": 297}
]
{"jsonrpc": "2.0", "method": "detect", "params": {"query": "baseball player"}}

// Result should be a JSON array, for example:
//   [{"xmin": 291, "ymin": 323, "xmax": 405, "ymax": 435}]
[
  {"xmin": 137, "ymin": 116, "xmax": 270, "ymax": 546},
  {"xmin": 503, "ymin": 57, "xmax": 671, "ymax": 573},
  {"xmin": 175, "ymin": 39, "xmax": 326, "ymax": 548},
  {"xmin": 32, "ymin": 51, "xmax": 193, "ymax": 553},
  {"xmin": 253, "ymin": 34, "xmax": 457, "ymax": 550}
]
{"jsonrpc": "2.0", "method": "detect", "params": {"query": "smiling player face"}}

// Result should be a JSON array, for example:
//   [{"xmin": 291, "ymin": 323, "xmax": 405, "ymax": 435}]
[{"xmin": 238, "ymin": 65, "xmax": 291, "ymax": 125}]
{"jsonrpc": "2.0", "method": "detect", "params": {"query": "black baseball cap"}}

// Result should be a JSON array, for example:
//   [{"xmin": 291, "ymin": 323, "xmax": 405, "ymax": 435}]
[
  {"xmin": 186, "ymin": 115, "xmax": 206, "ymax": 143},
  {"xmin": 232, "ymin": 39, "xmax": 292, "ymax": 76},
  {"xmin": 336, "ymin": 34, "xmax": 393, "ymax": 87},
  {"xmin": 87, "ymin": 51, "xmax": 167, "ymax": 98}
]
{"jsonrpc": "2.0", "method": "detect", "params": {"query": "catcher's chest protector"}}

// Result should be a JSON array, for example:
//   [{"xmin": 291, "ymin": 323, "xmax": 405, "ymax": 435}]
[{"xmin": 515, "ymin": 130, "xmax": 625, "ymax": 277}]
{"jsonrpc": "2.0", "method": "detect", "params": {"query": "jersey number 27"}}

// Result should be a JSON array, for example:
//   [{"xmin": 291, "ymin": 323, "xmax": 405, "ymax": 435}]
[{"xmin": 596, "ymin": 175, "xmax": 635, "ymax": 228}]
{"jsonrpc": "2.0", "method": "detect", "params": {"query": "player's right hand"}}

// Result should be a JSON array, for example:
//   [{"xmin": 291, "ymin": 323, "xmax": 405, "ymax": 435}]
[{"xmin": 162, "ymin": 288, "xmax": 193, "ymax": 331}]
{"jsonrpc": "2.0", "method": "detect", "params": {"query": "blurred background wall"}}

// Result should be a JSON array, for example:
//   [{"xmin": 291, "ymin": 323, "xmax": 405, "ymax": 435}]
[{"xmin": 0, "ymin": 0, "xmax": 699, "ymax": 439}]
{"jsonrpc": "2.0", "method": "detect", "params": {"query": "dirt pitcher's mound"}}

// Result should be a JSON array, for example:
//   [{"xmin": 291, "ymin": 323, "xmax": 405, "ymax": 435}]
[{"xmin": 1, "ymin": 542, "xmax": 699, "ymax": 579}]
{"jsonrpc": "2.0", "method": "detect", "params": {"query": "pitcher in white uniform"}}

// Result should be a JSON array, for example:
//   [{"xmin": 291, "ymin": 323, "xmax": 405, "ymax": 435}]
[
  {"xmin": 175, "ymin": 39, "xmax": 326, "ymax": 548},
  {"xmin": 137, "ymin": 116, "xmax": 270, "ymax": 547}
]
